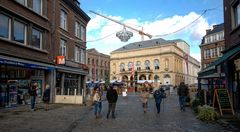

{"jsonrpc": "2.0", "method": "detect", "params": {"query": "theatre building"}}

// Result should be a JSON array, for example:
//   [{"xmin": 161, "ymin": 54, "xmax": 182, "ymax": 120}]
[{"xmin": 110, "ymin": 38, "xmax": 200, "ymax": 89}]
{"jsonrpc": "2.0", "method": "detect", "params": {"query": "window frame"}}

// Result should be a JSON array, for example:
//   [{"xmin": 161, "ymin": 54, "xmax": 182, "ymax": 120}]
[
  {"xmin": 32, "ymin": 0, "xmax": 42, "ymax": 15},
  {"xmin": 31, "ymin": 27, "xmax": 43, "ymax": 49},
  {"xmin": 0, "ymin": 13, "xmax": 11, "ymax": 39},
  {"xmin": 120, "ymin": 63, "xmax": 125, "ymax": 72},
  {"xmin": 233, "ymin": 1, "xmax": 240, "ymax": 28},
  {"xmin": 60, "ymin": 9, "xmax": 67, "ymax": 30},
  {"xmin": 75, "ymin": 45, "xmax": 80, "ymax": 62},
  {"xmin": 145, "ymin": 60, "xmax": 150, "ymax": 70},
  {"xmin": 13, "ymin": 20, "xmax": 27, "ymax": 45},
  {"xmin": 75, "ymin": 21, "xmax": 81, "ymax": 38},
  {"xmin": 154, "ymin": 59, "xmax": 160, "ymax": 70},
  {"xmin": 60, "ymin": 39, "xmax": 67, "ymax": 57}
]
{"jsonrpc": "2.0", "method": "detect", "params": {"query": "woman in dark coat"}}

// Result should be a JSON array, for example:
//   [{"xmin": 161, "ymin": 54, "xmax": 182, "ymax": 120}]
[{"xmin": 43, "ymin": 84, "xmax": 50, "ymax": 111}]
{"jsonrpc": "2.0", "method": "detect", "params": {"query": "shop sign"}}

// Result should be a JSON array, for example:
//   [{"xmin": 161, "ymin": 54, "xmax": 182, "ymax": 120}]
[
  {"xmin": 56, "ymin": 56, "xmax": 65, "ymax": 65},
  {"xmin": 0, "ymin": 58, "xmax": 51, "ymax": 70}
]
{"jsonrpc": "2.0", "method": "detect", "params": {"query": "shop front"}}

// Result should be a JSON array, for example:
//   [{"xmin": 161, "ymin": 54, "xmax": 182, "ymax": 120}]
[
  {"xmin": 0, "ymin": 56, "xmax": 54, "ymax": 108},
  {"xmin": 55, "ymin": 66, "xmax": 87, "ymax": 104}
]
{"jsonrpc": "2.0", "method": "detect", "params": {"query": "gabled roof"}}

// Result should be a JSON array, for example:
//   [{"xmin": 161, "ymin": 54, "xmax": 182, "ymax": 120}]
[{"xmin": 111, "ymin": 38, "xmax": 185, "ymax": 53}]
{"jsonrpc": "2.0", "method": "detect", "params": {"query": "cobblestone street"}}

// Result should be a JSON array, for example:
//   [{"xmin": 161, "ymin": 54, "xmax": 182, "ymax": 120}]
[{"xmin": 0, "ymin": 93, "xmax": 239, "ymax": 132}]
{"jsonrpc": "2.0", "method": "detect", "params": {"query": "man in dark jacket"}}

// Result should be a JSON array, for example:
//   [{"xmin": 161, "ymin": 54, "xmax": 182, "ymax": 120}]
[
  {"xmin": 106, "ymin": 85, "xmax": 118, "ymax": 119},
  {"xmin": 153, "ymin": 88, "xmax": 165, "ymax": 114},
  {"xmin": 178, "ymin": 82, "xmax": 189, "ymax": 111}
]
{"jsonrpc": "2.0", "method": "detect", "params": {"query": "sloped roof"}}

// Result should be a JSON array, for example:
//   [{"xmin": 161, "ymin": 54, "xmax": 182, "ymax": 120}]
[
  {"xmin": 112, "ymin": 38, "xmax": 185, "ymax": 53},
  {"xmin": 206, "ymin": 23, "xmax": 224, "ymax": 36}
]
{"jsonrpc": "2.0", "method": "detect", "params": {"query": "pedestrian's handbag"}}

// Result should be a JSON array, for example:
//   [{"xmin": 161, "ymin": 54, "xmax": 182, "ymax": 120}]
[{"xmin": 43, "ymin": 96, "xmax": 49, "ymax": 101}]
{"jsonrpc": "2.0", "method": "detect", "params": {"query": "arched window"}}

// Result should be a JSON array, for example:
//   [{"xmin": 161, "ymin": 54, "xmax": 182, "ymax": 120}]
[
  {"xmin": 128, "ymin": 62, "xmax": 133, "ymax": 71},
  {"xmin": 145, "ymin": 60, "xmax": 150, "ymax": 70},
  {"xmin": 120, "ymin": 63, "xmax": 125, "ymax": 72},
  {"xmin": 154, "ymin": 59, "xmax": 160, "ymax": 70},
  {"xmin": 136, "ymin": 61, "xmax": 141, "ymax": 71}
]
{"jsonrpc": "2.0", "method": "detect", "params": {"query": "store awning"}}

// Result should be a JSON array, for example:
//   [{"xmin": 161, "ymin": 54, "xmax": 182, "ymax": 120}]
[
  {"xmin": 198, "ymin": 45, "xmax": 240, "ymax": 78},
  {"xmin": 198, "ymin": 73, "xmax": 225, "ymax": 79}
]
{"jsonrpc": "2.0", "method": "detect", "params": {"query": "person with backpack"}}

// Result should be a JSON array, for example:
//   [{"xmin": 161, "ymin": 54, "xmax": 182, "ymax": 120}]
[
  {"xmin": 153, "ymin": 88, "xmax": 165, "ymax": 114},
  {"xmin": 106, "ymin": 85, "xmax": 118, "ymax": 119},
  {"xmin": 178, "ymin": 82, "xmax": 189, "ymax": 111}
]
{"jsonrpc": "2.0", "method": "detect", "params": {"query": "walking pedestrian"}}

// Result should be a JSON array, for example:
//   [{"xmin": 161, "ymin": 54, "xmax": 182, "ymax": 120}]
[
  {"xmin": 153, "ymin": 88, "xmax": 164, "ymax": 114},
  {"xmin": 43, "ymin": 84, "xmax": 50, "ymax": 111},
  {"xmin": 178, "ymin": 82, "xmax": 189, "ymax": 111},
  {"xmin": 29, "ymin": 83, "xmax": 38, "ymax": 111},
  {"xmin": 140, "ymin": 88, "xmax": 150, "ymax": 113},
  {"xmin": 93, "ymin": 85, "xmax": 103, "ymax": 119},
  {"xmin": 106, "ymin": 85, "xmax": 118, "ymax": 119}
]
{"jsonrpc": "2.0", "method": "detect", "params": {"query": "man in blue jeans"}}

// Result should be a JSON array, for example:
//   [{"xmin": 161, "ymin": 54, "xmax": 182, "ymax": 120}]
[
  {"xmin": 178, "ymin": 82, "xmax": 189, "ymax": 111},
  {"xmin": 29, "ymin": 83, "xmax": 37, "ymax": 111}
]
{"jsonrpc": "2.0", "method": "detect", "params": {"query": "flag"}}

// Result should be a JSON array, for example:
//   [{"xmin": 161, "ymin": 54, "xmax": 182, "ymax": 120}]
[
  {"xmin": 131, "ymin": 63, "xmax": 134, "ymax": 77},
  {"xmin": 185, "ymin": 53, "xmax": 189, "ymax": 74}
]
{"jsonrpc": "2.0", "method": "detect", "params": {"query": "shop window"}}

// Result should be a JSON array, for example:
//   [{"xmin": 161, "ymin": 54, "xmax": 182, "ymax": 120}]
[
  {"xmin": 14, "ymin": 20, "xmax": 27, "ymax": 44},
  {"xmin": 0, "ymin": 14, "xmax": 11, "ymax": 39},
  {"xmin": 31, "ymin": 28, "xmax": 42, "ymax": 49}
]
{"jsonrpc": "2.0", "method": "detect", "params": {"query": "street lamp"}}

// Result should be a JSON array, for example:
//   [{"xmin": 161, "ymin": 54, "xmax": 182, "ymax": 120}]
[{"xmin": 116, "ymin": 27, "xmax": 133, "ymax": 42}]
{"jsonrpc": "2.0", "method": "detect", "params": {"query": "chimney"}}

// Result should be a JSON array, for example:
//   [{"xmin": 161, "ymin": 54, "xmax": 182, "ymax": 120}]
[{"xmin": 206, "ymin": 29, "xmax": 211, "ymax": 35}]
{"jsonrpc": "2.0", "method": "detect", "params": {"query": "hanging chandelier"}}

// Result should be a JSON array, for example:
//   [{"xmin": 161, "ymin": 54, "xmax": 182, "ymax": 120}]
[{"xmin": 116, "ymin": 27, "xmax": 133, "ymax": 42}]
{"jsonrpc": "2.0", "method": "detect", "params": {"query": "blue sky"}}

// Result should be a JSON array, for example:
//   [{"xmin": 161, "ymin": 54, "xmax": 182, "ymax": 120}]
[{"xmin": 80, "ymin": 0, "xmax": 224, "ymax": 61}]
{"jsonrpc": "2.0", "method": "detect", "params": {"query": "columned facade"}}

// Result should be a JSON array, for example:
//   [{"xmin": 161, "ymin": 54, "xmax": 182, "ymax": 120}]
[{"xmin": 110, "ymin": 38, "xmax": 200, "ymax": 88}]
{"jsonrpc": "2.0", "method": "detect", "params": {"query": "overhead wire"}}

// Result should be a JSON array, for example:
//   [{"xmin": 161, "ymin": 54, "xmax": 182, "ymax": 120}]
[
  {"xmin": 152, "ymin": 8, "xmax": 213, "ymax": 38},
  {"xmin": 63, "ymin": 7, "xmax": 219, "ymax": 43},
  {"xmin": 58, "ymin": 29, "xmax": 117, "ymax": 43}
]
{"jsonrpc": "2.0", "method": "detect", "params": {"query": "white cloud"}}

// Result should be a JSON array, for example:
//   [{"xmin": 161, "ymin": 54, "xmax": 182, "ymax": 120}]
[
  {"xmin": 190, "ymin": 53, "xmax": 201, "ymax": 62},
  {"xmin": 86, "ymin": 11, "xmax": 211, "ymax": 61}
]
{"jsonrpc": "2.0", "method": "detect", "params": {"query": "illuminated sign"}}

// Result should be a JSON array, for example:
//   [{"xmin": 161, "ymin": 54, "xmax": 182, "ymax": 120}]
[{"xmin": 56, "ymin": 56, "xmax": 65, "ymax": 64}]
